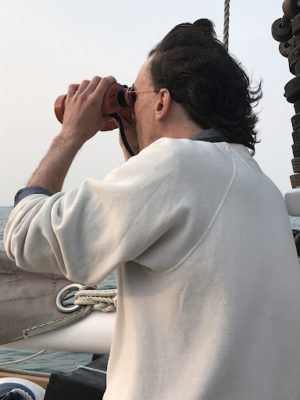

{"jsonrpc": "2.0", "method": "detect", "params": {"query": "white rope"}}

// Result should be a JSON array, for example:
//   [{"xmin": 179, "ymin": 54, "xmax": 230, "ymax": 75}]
[
  {"xmin": 0, "ymin": 350, "xmax": 46, "ymax": 366},
  {"xmin": 10, "ymin": 388, "xmax": 34, "ymax": 400},
  {"xmin": 223, "ymin": 0, "xmax": 230, "ymax": 51},
  {"xmin": 76, "ymin": 365, "xmax": 107, "ymax": 375},
  {"xmin": 75, "ymin": 288, "xmax": 117, "ymax": 312}
]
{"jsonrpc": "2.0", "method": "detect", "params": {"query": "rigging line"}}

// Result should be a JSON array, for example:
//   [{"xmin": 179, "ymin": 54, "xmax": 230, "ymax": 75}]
[
  {"xmin": 223, "ymin": 0, "xmax": 230, "ymax": 51},
  {"xmin": 0, "ymin": 366, "xmax": 50, "ymax": 377},
  {"xmin": 0, "ymin": 350, "xmax": 46, "ymax": 366}
]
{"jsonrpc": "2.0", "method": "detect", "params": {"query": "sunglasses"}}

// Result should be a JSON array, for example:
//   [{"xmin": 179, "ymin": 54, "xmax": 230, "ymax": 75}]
[{"xmin": 126, "ymin": 85, "xmax": 159, "ymax": 104}]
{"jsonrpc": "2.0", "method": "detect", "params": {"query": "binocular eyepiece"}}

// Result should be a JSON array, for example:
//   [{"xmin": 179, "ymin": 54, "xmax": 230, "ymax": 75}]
[{"xmin": 54, "ymin": 81, "xmax": 136, "ymax": 131}]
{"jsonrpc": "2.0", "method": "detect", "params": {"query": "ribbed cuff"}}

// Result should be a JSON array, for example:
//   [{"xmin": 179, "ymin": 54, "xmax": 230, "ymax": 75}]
[{"xmin": 14, "ymin": 186, "xmax": 53, "ymax": 207}]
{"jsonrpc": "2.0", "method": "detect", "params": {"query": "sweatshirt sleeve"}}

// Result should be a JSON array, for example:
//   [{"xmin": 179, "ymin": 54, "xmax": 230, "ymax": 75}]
[{"xmin": 4, "ymin": 138, "xmax": 199, "ymax": 285}]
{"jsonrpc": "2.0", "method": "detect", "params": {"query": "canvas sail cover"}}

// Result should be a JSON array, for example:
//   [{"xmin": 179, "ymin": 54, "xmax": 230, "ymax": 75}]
[{"xmin": 0, "ymin": 251, "xmax": 92, "ymax": 345}]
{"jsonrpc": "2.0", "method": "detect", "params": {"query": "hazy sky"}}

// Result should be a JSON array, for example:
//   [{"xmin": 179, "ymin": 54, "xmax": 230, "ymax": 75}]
[{"xmin": 0, "ymin": 0, "xmax": 295, "ymax": 205}]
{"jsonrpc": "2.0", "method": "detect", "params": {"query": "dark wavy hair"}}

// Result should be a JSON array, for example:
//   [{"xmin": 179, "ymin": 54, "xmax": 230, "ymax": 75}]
[{"xmin": 148, "ymin": 19, "xmax": 262, "ymax": 154}]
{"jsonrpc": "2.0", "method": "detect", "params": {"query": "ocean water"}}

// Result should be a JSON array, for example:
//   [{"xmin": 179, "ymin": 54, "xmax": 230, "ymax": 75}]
[
  {"xmin": 0, "ymin": 206, "xmax": 12, "ymax": 252},
  {"xmin": 0, "ymin": 206, "xmax": 115, "ymax": 374}
]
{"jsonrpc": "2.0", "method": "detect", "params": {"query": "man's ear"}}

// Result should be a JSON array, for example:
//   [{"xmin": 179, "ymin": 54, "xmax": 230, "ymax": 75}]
[{"xmin": 155, "ymin": 89, "xmax": 172, "ymax": 120}]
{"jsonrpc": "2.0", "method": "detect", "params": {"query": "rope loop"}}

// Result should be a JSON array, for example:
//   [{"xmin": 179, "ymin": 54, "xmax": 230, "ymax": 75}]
[
  {"xmin": 10, "ymin": 388, "xmax": 34, "ymax": 400},
  {"xmin": 75, "ymin": 288, "xmax": 118, "ymax": 313}
]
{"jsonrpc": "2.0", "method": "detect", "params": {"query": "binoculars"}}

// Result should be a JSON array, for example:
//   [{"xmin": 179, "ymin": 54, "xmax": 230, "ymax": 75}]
[{"xmin": 54, "ymin": 81, "xmax": 136, "ymax": 131}]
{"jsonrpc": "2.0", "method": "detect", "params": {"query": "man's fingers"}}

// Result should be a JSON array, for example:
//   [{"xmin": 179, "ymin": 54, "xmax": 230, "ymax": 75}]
[
  {"xmin": 77, "ymin": 80, "xmax": 90, "ymax": 94},
  {"xmin": 67, "ymin": 76, "xmax": 116, "ymax": 103},
  {"xmin": 83, "ymin": 76, "xmax": 102, "ymax": 94},
  {"xmin": 92, "ymin": 76, "xmax": 116, "ymax": 102},
  {"xmin": 67, "ymin": 84, "xmax": 79, "ymax": 98}
]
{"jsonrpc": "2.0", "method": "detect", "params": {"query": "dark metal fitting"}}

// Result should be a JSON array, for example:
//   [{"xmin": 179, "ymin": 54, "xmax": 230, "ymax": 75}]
[
  {"xmin": 293, "ymin": 128, "xmax": 300, "ymax": 143},
  {"xmin": 290, "ymin": 173, "xmax": 300, "ymax": 188},
  {"xmin": 292, "ymin": 113, "xmax": 300, "ymax": 131},
  {"xmin": 272, "ymin": 17, "xmax": 293, "ymax": 42},
  {"xmin": 280, "ymin": 41, "xmax": 293, "ymax": 57},
  {"xmin": 284, "ymin": 76, "xmax": 300, "ymax": 102},
  {"xmin": 289, "ymin": 45, "xmax": 300, "ymax": 73},
  {"xmin": 292, "ymin": 13, "xmax": 300, "ymax": 35},
  {"xmin": 283, "ymin": 0, "xmax": 300, "ymax": 19}
]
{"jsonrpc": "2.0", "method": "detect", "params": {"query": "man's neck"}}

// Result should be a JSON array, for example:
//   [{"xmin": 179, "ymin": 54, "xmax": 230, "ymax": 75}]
[
  {"xmin": 138, "ymin": 102, "xmax": 203, "ymax": 150},
  {"xmin": 159, "ymin": 122, "xmax": 203, "ymax": 140},
  {"xmin": 139, "ymin": 123, "xmax": 203, "ymax": 150}
]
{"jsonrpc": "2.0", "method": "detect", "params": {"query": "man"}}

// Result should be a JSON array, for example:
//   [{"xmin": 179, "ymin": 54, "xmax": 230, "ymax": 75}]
[{"xmin": 4, "ymin": 19, "xmax": 300, "ymax": 400}]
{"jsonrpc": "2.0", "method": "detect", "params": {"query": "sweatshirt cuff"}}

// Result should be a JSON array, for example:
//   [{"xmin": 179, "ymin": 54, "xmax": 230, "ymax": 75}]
[{"xmin": 14, "ymin": 186, "xmax": 53, "ymax": 207}]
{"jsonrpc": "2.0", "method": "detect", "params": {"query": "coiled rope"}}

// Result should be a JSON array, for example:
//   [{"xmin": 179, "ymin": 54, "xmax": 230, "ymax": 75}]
[
  {"xmin": 75, "ymin": 288, "xmax": 117, "ymax": 312},
  {"xmin": 223, "ymin": 0, "xmax": 230, "ymax": 51},
  {"xmin": 10, "ymin": 388, "xmax": 34, "ymax": 400}
]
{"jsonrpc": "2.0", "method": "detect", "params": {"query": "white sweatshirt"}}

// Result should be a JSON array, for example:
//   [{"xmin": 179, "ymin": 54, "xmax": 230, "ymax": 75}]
[{"xmin": 5, "ymin": 137, "xmax": 300, "ymax": 400}]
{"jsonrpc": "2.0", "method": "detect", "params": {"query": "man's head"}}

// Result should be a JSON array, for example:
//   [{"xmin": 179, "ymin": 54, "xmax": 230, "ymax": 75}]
[
  {"xmin": 133, "ymin": 19, "xmax": 261, "ymax": 153},
  {"xmin": 133, "ymin": 56, "xmax": 202, "ymax": 149}
]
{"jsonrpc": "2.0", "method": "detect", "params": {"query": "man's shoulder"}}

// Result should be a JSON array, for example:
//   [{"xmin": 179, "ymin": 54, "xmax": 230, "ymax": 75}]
[
  {"xmin": 127, "ymin": 138, "xmax": 182, "ymax": 169},
  {"xmin": 109, "ymin": 137, "xmax": 242, "ymax": 186},
  {"xmin": 140, "ymin": 137, "xmax": 238, "ymax": 168},
  {"xmin": 140, "ymin": 136, "xmax": 221, "ymax": 160}
]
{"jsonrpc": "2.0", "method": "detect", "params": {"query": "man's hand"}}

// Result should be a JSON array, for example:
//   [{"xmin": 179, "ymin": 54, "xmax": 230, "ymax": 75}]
[
  {"xmin": 61, "ymin": 76, "xmax": 117, "ymax": 147},
  {"xmin": 26, "ymin": 76, "xmax": 117, "ymax": 193}
]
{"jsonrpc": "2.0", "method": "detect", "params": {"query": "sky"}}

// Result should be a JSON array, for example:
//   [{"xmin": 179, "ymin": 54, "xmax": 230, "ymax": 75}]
[{"xmin": 0, "ymin": 0, "xmax": 295, "ymax": 205}]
